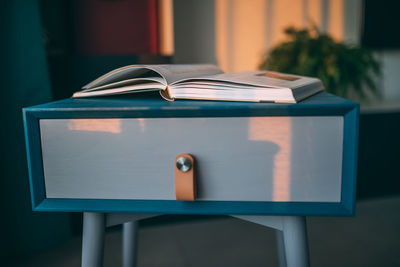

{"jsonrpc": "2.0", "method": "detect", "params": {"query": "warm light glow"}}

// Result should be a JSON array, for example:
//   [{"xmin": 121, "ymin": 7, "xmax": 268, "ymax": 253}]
[
  {"xmin": 273, "ymin": 0, "xmax": 306, "ymax": 45},
  {"xmin": 328, "ymin": 0, "xmax": 344, "ymax": 41},
  {"xmin": 216, "ymin": 0, "xmax": 267, "ymax": 72},
  {"xmin": 249, "ymin": 117, "xmax": 291, "ymax": 201},
  {"xmin": 158, "ymin": 0, "xmax": 174, "ymax": 55},
  {"xmin": 215, "ymin": 0, "xmax": 345, "ymax": 72},
  {"xmin": 308, "ymin": 0, "xmax": 322, "ymax": 27},
  {"xmin": 68, "ymin": 119, "xmax": 122, "ymax": 134},
  {"xmin": 137, "ymin": 118, "xmax": 146, "ymax": 132}
]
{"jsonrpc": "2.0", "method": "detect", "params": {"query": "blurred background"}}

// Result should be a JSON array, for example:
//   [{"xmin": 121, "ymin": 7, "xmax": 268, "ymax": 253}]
[{"xmin": 1, "ymin": 0, "xmax": 399, "ymax": 266}]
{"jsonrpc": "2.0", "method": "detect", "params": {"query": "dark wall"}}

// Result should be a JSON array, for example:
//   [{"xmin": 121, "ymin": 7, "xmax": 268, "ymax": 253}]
[
  {"xmin": 357, "ymin": 111, "xmax": 400, "ymax": 198},
  {"xmin": 361, "ymin": 0, "xmax": 400, "ymax": 49},
  {"xmin": 0, "ymin": 0, "xmax": 72, "ymax": 258}
]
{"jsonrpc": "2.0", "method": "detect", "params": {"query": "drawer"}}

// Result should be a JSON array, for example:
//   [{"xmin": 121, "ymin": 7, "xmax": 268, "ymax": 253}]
[
  {"xmin": 24, "ymin": 92, "xmax": 359, "ymax": 215},
  {"xmin": 40, "ymin": 116, "xmax": 343, "ymax": 203}
]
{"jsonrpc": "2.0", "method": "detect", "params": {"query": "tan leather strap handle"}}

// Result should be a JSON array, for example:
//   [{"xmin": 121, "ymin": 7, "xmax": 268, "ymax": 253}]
[{"xmin": 175, "ymin": 153, "xmax": 196, "ymax": 201}]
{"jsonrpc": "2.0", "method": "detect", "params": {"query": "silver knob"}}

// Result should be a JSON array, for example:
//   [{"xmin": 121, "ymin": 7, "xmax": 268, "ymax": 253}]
[{"xmin": 176, "ymin": 156, "xmax": 192, "ymax": 172}]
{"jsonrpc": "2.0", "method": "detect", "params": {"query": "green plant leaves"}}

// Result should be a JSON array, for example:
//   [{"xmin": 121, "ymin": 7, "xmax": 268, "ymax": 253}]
[{"xmin": 259, "ymin": 27, "xmax": 381, "ymax": 99}]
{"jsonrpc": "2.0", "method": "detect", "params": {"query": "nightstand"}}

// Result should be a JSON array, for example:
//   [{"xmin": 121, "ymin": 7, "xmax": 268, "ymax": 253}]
[{"xmin": 23, "ymin": 92, "xmax": 359, "ymax": 267}]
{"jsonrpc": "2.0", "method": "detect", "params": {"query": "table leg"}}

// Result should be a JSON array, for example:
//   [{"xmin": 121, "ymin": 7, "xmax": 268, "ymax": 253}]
[
  {"xmin": 233, "ymin": 215, "xmax": 309, "ymax": 267},
  {"xmin": 282, "ymin": 216, "xmax": 309, "ymax": 267},
  {"xmin": 276, "ymin": 229, "xmax": 287, "ymax": 267},
  {"xmin": 122, "ymin": 221, "xmax": 138, "ymax": 267},
  {"xmin": 82, "ymin": 212, "xmax": 105, "ymax": 267}
]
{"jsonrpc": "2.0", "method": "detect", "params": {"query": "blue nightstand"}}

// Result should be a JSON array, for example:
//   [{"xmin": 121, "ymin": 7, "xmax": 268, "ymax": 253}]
[{"xmin": 23, "ymin": 92, "xmax": 359, "ymax": 267}]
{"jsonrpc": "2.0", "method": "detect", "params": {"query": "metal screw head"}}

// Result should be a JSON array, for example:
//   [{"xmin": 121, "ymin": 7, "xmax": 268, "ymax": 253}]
[{"xmin": 176, "ymin": 156, "xmax": 192, "ymax": 172}]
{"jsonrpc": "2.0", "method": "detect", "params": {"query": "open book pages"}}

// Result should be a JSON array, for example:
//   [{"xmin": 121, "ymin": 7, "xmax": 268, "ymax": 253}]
[{"xmin": 73, "ymin": 64, "xmax": 324, "ymax": 103}]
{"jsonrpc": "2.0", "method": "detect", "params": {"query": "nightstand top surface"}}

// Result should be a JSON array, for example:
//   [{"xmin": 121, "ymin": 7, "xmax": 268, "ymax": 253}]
[{"xmin": 24, "ymin": 92, "xmax": 358, "ymax": 118}]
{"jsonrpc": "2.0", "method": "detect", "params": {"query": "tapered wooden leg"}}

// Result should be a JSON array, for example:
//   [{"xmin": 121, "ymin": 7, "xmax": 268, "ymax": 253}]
[
  {"xmin": 122, "ymin": 221, "xmax": 138, "ymax": 267},
  {"xmin": 282, "ymin": 216, "xmax": 309, "ymax": 267},
  {"xmin": 82, "ymin": 212, "xmax": 105, "ymax": 267}
]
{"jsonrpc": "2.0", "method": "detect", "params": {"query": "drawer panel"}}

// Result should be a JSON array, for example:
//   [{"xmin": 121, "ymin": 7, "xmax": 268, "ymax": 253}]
[{"xmin": 40, "ymin": 116, "xmax": 343, "ymax": 202}]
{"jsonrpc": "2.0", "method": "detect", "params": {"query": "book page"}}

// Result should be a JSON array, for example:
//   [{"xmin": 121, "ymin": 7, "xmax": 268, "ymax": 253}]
[
  {"xmin": 173, "ymin": 81, "xmax": 268, "ymax": 89},
  {"xmin": 171, "ymin": 70, "xmax": 321, "ymax": 89},
  {"xmin": 82, "ymin": 64, "xmax": 223, "ymax": 90},
  {"xmin": 171, "ymin": 87, "xmax": 293, "ymax": 102},
  {"xmin": 82, "ymin": 77, "xmax": 165, "ymax": 92},
  {"xmin": 147, "ymin": 64, "xmax": 223, "ymax": 84},
  {"xmin": 73, "ymin": 83, "xmax": 164, "ymax": 98},
  {"xmin": 83, "ymin": 67, "xmax": 156, "ymax": 89}
]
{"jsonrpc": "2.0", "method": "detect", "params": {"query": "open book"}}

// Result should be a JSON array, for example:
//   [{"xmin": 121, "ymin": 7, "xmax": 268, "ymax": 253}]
[{"xmin": 73, "ymin": 64, "xmax": 324, "ymax": 103}]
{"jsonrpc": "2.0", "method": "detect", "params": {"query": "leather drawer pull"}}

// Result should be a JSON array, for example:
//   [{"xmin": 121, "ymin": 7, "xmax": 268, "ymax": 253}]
[{"xmin": 175, "ymin": 153, "xmax": 196, "ymax": 201}]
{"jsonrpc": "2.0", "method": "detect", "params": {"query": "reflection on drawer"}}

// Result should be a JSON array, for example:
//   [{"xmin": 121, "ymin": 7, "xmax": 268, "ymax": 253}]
[{"xmin": 40, "ymin": 116, "xmax": 343, "ymax": 202}]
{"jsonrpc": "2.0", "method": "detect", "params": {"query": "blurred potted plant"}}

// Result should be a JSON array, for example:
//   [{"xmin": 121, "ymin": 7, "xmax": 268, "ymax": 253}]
[{"xmin": 259, "ymin": 26, "xmax": 381, "ymax": 100}]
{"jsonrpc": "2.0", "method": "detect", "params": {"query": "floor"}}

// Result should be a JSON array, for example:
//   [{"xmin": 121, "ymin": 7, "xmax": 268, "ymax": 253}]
[{"xmin": 10, "ymin": 196, "xmax": 400, "ymax": 267}]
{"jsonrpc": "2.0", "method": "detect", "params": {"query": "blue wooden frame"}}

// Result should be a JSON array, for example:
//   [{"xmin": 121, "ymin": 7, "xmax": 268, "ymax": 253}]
[{"xmin": 23, "ymin": 92, "xmax": 359, "ymax": 216}]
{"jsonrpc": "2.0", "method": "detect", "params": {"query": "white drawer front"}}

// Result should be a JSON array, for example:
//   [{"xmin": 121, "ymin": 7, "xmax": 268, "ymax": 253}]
[{"xmin": 40, "ymin": 116, "xmax": 343, "ymax": 202}]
